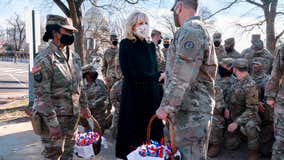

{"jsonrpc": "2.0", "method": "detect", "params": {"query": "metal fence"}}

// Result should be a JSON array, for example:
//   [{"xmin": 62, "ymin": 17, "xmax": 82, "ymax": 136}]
[{"xmin": 0, "ymin": 52, "xmax": 29, "ymax": 63}]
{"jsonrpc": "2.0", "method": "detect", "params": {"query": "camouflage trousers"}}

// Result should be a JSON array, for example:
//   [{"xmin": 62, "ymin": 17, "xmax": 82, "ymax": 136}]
[
  {"xmin": 40, "ymin": 115, "xmax": 79, "ymax": 160},
  {"xmin": 109, "ymin": 110, "xmax": 119, "ymax": 138},
  {"xmin": 210, "ymin": 116, "xmax": 259, "ymax": 151},
  {"xmin": 271, "ymin": 103, "xmax": 284, "ymax": 160},
  {"xmin": 225, "ymin": 119, "xmax": 259, "ymax": 150},
  {"xmin": 105, "ymin": 77, "xmax": 119, "ymax": 91},
  {"xmin": 259, "ymin": 104, "xmax": 274, "ymax": 156},
  {"xmin": 173, "ymin": 112, "xmax": 212, "ymax": 160},
  {"xmin": 209, "ymin": 113, "xmax": 225, "ymax": 145}
]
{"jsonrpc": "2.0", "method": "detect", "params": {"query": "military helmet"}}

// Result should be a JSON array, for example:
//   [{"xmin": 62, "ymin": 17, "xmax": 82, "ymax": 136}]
[{"xmin": 233, "ymin": 58, "xmax": 248, "ymax": 70}]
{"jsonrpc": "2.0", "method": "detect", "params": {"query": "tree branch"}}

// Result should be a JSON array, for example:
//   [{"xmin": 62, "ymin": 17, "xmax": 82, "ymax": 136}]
[
  {"xmin": 276, "ymin": 12, "xmax": 284, "ymax": 15},
  {"xmin": 207, "ymin": 0, "xmax": 239, "ymax": 19},
  {"xmin": 246, "ymin": 0, "xmax": 263, "ymax": 8},
  {"xmin": 276, "ymin": 29, "xmax": 284, "ymax": 41},
  {"xmin": 124, "ymin": 0, "xmax": 139, "ymax": 4},
  {"xmin": 53, "ymin": 0, "xmax": 71, "ymax": 17},
  {"xmin": 235, "ymin": 19, "xmax": 266, "ymax": 32}
]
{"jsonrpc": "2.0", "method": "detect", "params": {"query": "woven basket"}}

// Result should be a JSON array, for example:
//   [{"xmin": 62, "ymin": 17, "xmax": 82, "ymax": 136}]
[{"xmin": 147, "ymin": 115, "xmax": 177, "ymax": 160}]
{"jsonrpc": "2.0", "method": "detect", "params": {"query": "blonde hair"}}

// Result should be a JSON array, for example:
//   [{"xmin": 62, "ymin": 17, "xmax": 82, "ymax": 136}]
[{"xmin": 125, "ymin": 11, "xmax": 149, "ymax": 41}]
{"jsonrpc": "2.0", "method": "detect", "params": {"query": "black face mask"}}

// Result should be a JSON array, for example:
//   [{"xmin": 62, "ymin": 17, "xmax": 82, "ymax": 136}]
[
  {"xmin": 214, "ymin": 41, "xmax": 221, "ymax": 47},
  {"xmin": 158, "ymin": 39, "xmax": 162, "ymax": 45},
  {"xmin": 60, "ymin": 33, "xmax": 74, "ymax": 45},
  {"xmin": 218, "ymin": 65, "xmax": 233, "ymax": 78},
  {"xmin": 163, "ymin": 44, "xmax": 170, "ymax": 48},
  {"xmin": 225, "ymin": 47, "xmax": 233, "ymax": 53},
  {"xmin": 112, "ymin": 40, "xmax": 118, "ymax": 46}
]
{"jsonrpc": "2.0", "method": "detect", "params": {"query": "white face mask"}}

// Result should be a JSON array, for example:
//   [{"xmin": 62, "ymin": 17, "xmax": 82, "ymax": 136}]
[{"xmin": 134, "ymin": 24, "xmax": 149, "ymax": 39}]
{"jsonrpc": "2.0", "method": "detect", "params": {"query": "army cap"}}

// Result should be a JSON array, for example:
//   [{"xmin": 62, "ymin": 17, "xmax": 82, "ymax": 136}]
[
  {"xmin": 46, "ymin": 14, "xmax": 78, "ymax": 32},
  {"xmin": 251, "ymin": 34, "xmax": 261, "ymax": 43},
  {"xmin": 252, "ymin": 57, "xmax": 265, "ymax": 65},
  {"xmin": 82, "ymin": 64, "xmax": 96, "ymax": 74},
  {"xmin": 110, "ymin": 33, "xmax": 118, "ymax": 41},
  {"xmin": 171, "ymin": 0, "xmax": 199, "ymax": 11},
  {"xmin": 219, "ymin": 57, "xmax": 233, "ymax": 66},
  {"xmin": 233, "ymin": 58, "xmax": 248, "ymax": 70},
  {"xmin": 224, "ymin": 38, "xmax": 235, "ymax": 47},
  {"xmin": 213, "ymin": 32, "xmax": 222, "ymax": 41},
  {"xmin": 252, "ymin": 39, "xmax": 263, "ymax": 50}
]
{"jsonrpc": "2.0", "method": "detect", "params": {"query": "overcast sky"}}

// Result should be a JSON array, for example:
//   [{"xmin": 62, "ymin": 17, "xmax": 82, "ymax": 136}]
[{"xmin": 0, "ymin": 0, "xmax": 283, "ymax": 51}]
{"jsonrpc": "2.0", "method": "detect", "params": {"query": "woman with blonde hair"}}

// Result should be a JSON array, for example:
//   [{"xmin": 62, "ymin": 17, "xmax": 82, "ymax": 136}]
[{"xmin": 115, "ymin": 11, "xmax": 164, "ymax": 159}]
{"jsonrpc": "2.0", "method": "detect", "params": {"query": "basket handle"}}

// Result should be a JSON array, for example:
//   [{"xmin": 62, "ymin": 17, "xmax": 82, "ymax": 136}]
[
  {"xmin": 90, "ymin": 115, "xmax": 102, "ymax": 136},
  {"xmin": 146, "ymin": 115, "xmax": 177, "ymax": 153}
]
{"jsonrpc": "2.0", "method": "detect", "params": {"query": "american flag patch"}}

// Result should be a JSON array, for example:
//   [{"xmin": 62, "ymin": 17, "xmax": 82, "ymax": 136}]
[{"xmin": 32, "ymin": 65, "xmax": 42, "ymax": 74}]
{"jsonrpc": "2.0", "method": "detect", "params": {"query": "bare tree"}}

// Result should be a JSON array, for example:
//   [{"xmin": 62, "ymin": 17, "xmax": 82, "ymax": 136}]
[
  {"xmin": 208, "ymin": 0, "xmax": 284, "ymax": 54},
  {"xmin": 160, "ymin": 14, "xmax": 177, "ymax": 38},
  {"xmin": 52, "ymin": 0, "xmax": 149, "ymax": 65},
  {"xmin": 7, "ymin": 13, "xmax": 25, "ymax": 63}
]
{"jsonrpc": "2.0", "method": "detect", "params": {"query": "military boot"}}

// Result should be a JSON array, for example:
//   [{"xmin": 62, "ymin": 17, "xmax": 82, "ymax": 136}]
[
  {"xmin": 208, "ymin": 144, "xmax": 221, "ymax": 157},
  {"xmin": 248, "ymin": 149, "xmax": 258, "ymax": 160}
]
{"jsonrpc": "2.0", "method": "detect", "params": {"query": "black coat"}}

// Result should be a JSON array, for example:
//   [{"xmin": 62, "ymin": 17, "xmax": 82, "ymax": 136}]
[{"xmin": 115, "ymin": 38, "xmax": 164, "ymax": 159}]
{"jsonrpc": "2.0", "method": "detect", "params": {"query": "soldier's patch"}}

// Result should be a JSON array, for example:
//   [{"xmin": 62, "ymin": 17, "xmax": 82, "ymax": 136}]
[
  {"xmin": 32, "ymin": 65, "xmax": 42, "ymax": 74},
  {"xmin": 34, "ymin": 72, "xmax": 43, "ymax": 82},
  {"xmin": 184, "ymin": 41, "xmax": 195, "ymax": 49}
]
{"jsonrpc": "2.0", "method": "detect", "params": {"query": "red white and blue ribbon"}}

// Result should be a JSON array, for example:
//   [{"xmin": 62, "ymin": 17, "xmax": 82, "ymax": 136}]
[{"xmin": 75, "ymin": 131, "xmax": 100, "ymax": 146}]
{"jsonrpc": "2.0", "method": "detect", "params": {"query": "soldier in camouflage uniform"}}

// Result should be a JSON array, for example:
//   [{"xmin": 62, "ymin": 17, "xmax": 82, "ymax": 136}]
[
  {"xmin": 151, "ymin": 29, "xmax": 166, "ymax": 72},
  {"xmin": 251, "ymin": 57, "xmax": 274, "ymax": 157},
  {"xmin": 109, "ymin": 50, "xmax": 123, "ymax": 138},
  {"xmin": 109, "ymin": 79, "xmax": 123, "ymax": 138},
  {"xmin": 32, "ymin": 15, "xmax": 91, "ymax": 160},
  {"xmin": 81, "ymin": 64, "xmax": 109, "ymax": 134},
  {"xmin": 265, "ymin": 45, "xmax": 284, "ymax": 160},
  {"xmin": 226, "ymin": 58, "xmax": 259, "ymax": 160},
  {"xmin": 213, "ymin": 32, "xmax": 226, "ymax": 62},
  {"xmin": 161, "ymin": 37, "xmax": 171, "ymax": 61},
  {"xmin": 156, "ymin": 0, "xmax": 218, "ymax": 159},
  {"xmin": 208, "ymin": 58, "xmax": 235, "ymax": 157},
  {"xmin": 242, "ymin": 34, "xmax": 273, "ymax": 74},
  {"xmin": 224, "ymin": 37, "xmax": 243, "ymax": 59},
  {"xmin": 102, "ymin": 34, "xmax": 119, "ymax": 91}
]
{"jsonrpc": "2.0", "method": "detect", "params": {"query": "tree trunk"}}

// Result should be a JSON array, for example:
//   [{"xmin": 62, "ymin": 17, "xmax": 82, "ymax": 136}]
[
  {"xmin": 74, "ymin": 25, "xmax": 86, "ymax": 65},
  {"xmin": 67, "ymin": 0, "xmax": 86, "ymax": 65},
  {"xmin": 266, "ymin": 17, "xmax": 276, "ymax": 54}
]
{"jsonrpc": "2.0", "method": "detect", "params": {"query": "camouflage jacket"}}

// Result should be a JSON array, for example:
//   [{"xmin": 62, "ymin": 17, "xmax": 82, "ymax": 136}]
[
  {"xmin": 242, "ymin": 47, "xmax": 273, "ymax": 74},
  {"xmin": 110, "ymin": 79, "xmax": 123, "ymax": 111},
  {"xmin": 229, "ymin": 75, "xmax": 259, "ymax": 126},
  {"xmin": 114, "ymin": 52, "xmax": 122, "ymax": 79},
  {"xmin": 216, "ymin": 76, "xmax": 236, "ymax": 107},
  {"xmin": 161, "ymin": 16, "xmax": 217, "ymax": 114},
  {"xmin": 102, "ymin": 47, "xmax": 119, "ymax": 79},
  {"xmin": 252, "ymin": 73, "xmax": 270, "ymax": 102},
  {"xmin": 226, "ymin": 49, "xmax": 243, "ymax": 59},
  {"xmin": 215, "ymin": 45, "xmax": 226, "ymax": 62},
  {"xmin": 84, "ymin": 79, "xmax": 108, "ymax": 110},
  {"xmin": 156, "ymin": 45, "xmax": 166, "ymax": 72},
  {"xmin": 265, "ymin": 45, "xmax": 284, "ymax": 102},
  {"xmin": 32, "ymin": 42, "xmax": 88, "ymax": 128}
]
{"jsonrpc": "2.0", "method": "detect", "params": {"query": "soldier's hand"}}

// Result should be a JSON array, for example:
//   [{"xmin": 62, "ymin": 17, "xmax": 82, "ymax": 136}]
[
  {"xmin": 267, "ymin": 99, "xmax": 276, "ymax": 108},
  {"xmin": 228, "ymin": 122, "xmax": 238, "ymax": 133},
  {"xmin": 104, "ymin": 77, "xmax": 111, "ymax": 83},
  {"xmin": 156, "ymin": 107, "xmax": 168, "ymax": 120},
  {"xmin": 258, "ymin": 102, "xmax": 265, "ymax": 112},
  {"xmin": 159, "ymin": 73, "xmax": 166, "ymax": 82},
  {"xmin": 224, "ymin": 108, "xmax": 230, "ymax": 119},
  {"xmin": 24, "ymin": 108, "xmax": 33, "ymax": 117},
  {"xmin": 80, "ymin": 108, "xmax": 92, "ymax": 119},
  {"xmin": 49, "ymin": 126, "xmax": 62, "ymax": 140}
]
